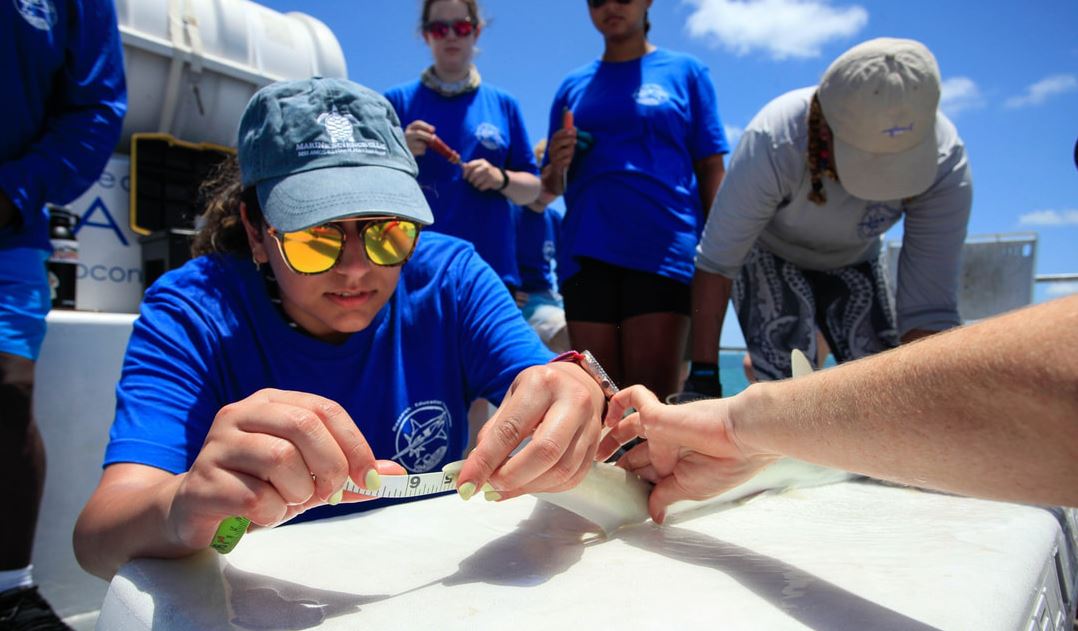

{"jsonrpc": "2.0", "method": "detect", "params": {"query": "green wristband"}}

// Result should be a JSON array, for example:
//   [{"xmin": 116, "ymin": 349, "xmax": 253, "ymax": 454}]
[{"xmin": 211, "ymin": 516, "xmax": 251, "ymax": 554}]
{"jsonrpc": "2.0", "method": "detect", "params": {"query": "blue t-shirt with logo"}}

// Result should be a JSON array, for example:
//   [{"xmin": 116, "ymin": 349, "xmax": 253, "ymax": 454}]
[
  {"xmin": 385, "ymin": 82, "xmax": 538, "ymax": 288},
  {"xmin": 545, "ymin": 49, "xmax": 729, "ymax": 285},
  {"xmin": 1, "ymin": 0, "xmax": 126, "ymax": 252},
  {"xmin": 516, "ymin": 203, "xmax": 564, "ymax": 294},
  {"xmin": 104, "ymin": 233, "xmax": 553, "ymax": 522}
]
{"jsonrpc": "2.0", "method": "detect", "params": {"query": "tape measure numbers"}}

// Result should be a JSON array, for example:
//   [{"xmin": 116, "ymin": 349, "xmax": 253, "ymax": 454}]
[
  {"xmin": 344, "ymin": 471, "xmax": 456, "ymax": 498},
  {"xmin": 211, "ymin": 470, "xmax": 459, "ymax": 554}
]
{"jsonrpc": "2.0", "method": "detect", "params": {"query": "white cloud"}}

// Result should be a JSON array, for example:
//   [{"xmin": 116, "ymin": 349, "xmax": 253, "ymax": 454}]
[
  {"xmin": 1018, "ymin": 209, "xmax": 1078, "ymax": 226},
  {"xmin": 725, "ymin": 124, "xmax": 744, "ymax": 147},
  {"xmin": 1004, "ymin": 74, "xmax": 1078, "ymax": 109},
  {"xmin": 684, "ymin": 0, "xmax": 868, "ymax": 61},
  {"xmin": 939, "ymin": 77, "xmax": 984, "ymax": 117}
]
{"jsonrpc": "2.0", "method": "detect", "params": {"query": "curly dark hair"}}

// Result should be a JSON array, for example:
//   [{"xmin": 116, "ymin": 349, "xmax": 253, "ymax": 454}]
[
  {"xmin": 190, "ymin": 155, "xmax": 263, "ymax": 258},
  {"xmin": 806, "ymin": 93, "xmax": 838, "ymax": 205}
]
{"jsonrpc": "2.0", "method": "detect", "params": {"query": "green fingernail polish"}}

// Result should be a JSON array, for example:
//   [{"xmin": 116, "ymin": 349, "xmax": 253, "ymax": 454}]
[
  {"xmin": 327, "ymin": 489, "xmax": 344, "ymax": 506},
  {"xmin": 484, "ymin": 491, "xmax": 502, "ymax": 502},
  {"xmin": 458, "ymin": 482, "xmax": 476, "ymax": 501},
  {"xmin": 481, "ymin": 482, "xmax": 495, "ymax": 493},
  {"xmin": 365, "ymin": 469, "xmax": 382, "ymax": 491}
]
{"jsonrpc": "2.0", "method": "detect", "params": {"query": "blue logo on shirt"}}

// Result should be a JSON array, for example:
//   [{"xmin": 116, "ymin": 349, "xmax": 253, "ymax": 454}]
[
  {"xmin": 634, "ymin": 84, "xmax": 670, "ymax": 106},
  {"xmin": 14, "ymin": 0, "xmax": 57, "ymax": 30},
  {"xmin": 858, "ymin": 203, "xmax": 903, "ymax": 238},
  {"xmin": 475, "ymin": 122, "xmax": 505, "ymax": 151},
  {"xmin": 542, "ymin": 240, "xmax": 555, "ymax": 263},
  {"xmin": 392, "ymin": 400, "xmax": 452, "ymax": 472}
]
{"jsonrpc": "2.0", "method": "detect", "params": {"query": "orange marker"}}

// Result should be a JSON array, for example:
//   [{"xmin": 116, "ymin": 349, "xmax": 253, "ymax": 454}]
[
  {"xmin": 428, "ymin": 135, "xmax": 461, "ymax": 165},
  {"xmin": 560, "ymin": 107, "xmax": 574, "ymax": 193}
]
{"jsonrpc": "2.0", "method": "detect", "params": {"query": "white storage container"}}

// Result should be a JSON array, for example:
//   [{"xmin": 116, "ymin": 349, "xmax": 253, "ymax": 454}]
[
  {"xmin": 68, "ymin": 155, "xmax": 142, "ymax": 313},
  {"xmin": 115, "ymin": 0, "xmax": 347, "ymax": 150}
]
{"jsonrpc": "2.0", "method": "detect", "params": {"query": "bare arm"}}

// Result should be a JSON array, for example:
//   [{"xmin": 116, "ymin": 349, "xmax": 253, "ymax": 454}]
[
  {"xmin": 74, "ymin": 464, "xmax": 192, "ymax": 579},
  {"xmin": 737, "ymin": 295, "xmax": 1078, "ymax": 506},
  {"xmin": 499, "ymin": 169, "xmax": 542, "ymax": 206},
  {"xmin": 74, "ymin": 389, "xmax": 398, "ymax": 579},
  {"xmin": 690, "ymin": 270, "xmax": 734, "ymax": 364},
  {"xmin": 693, "ymin": 154, "xmax": 726, "ymax": 221},
  {"xmin": 460, "ymin": 161, "xmax": 541, "ymax": 205},
  {"xmin": 602, "ymin": 296, "xmax": 1078, "ymax": 520},
  {"xmin": 525, "ymin": 189, "xmax": 558, "ymax": 214}
]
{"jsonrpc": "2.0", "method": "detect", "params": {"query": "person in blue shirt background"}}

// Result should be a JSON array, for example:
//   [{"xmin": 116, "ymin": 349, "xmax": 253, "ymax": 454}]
[
  {"xmin": 1, "ymin": 0, "xmax": 125, "ymax": 625},
  {"xmin": 73, "ymin": 78, "xmax": 608, "ymax": 581},
  {"xmin": 543, "ymin": 0, "xmax": 729, "ymax": 403},
  {"xmin": 514, "ymin": 139, "xmax": 569, "ymax": 353},
  {"xmin": 385, "ymin": 0, "xmax": 541, "ymax": 291}
]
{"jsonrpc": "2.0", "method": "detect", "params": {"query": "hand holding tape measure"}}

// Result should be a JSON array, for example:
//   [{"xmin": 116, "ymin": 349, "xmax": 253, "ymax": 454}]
[
  {"xmin": 172, "ymin": 389, "xmax": 391, "ymax": 554},
  {"xmin": 212, "ymin": 466, "xmax": 463, "ymax": 554},
  {"xmin": 206, "ymin": 358, "xmax": 610, "ymax": 554}
]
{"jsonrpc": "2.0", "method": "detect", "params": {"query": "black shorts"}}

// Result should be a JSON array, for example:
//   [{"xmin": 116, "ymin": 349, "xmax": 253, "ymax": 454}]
[{"xmin": 561, "ymin": 257, "xmax": 691, "ymax": 324}]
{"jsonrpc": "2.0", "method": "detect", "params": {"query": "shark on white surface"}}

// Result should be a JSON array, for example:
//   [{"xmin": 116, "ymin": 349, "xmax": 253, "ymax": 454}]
[{"xmin": 531, "ymin": 349, "xmax": 854, "ymax": 534}]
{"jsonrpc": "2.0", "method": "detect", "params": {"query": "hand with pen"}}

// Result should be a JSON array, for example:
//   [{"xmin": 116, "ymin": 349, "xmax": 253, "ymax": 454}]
[
  {"xmin": 541, "ymin": 108, "xmax": 593, "ymax": 197},
  {"xmin": 403, "ymin": 119, "xmax": 510, "ymax": 193}
]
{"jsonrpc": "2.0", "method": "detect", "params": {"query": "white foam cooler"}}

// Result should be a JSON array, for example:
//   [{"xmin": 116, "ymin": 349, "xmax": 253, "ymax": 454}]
[{"xmin": 115, "ymin": 0, "xmax": 347, "ymax": 150}]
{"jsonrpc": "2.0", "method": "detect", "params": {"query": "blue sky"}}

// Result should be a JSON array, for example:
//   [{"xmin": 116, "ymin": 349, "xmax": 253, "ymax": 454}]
[{"xmin": 262, "ymin": 0, "xmax": 1077, "ymax": 345}]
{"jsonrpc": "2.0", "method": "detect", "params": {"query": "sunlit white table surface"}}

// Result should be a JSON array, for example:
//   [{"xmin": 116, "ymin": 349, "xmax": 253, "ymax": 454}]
[{"xmin": 99, "ymin": 481, "xmax": 1077, "ymax": 630}]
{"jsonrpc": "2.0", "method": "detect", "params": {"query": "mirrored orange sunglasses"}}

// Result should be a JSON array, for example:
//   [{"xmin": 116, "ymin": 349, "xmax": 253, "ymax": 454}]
[{"xmin": 267, "ymin": 217, "xmax": 420, "ymax": 275}]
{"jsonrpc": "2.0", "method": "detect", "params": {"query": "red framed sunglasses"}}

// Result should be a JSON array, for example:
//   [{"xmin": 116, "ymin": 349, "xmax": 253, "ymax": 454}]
[{"xmin": 422, "ymin": 18, "xmax": 476, "ymax": 39}]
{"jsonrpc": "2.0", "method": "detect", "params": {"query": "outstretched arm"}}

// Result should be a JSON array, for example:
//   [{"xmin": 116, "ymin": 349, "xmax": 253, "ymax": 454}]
[
  {"xmin": 75, "ymin": 390, "xmax": 399, "ymax": 579},
  {"xmin": 601, "ymin": 295, "xmax": 1078, "ymax": 521},
  {"xmin": 740, "ymin": 294, "xmax": 1078, "ymax": 505}
]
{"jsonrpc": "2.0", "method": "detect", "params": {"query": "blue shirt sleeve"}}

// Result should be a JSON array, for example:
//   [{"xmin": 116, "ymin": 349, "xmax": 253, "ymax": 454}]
[
  {"xmin": 687, "ymin": 62, "xmax": 729, "ymax": 161},
  {"xmin": 0, "ymin": 0, "xmax": 126, "ymax": 222},
  {"xmin": 505, "ymin": 96, "xmax": 538, "ymax": 174},
  {"xmin": 106, "ymin": 279, "xmax": 224, "ymax": 474},
  {"xmin": 452, "ymin": 247, "xmax": 554, "ymax": 404}
]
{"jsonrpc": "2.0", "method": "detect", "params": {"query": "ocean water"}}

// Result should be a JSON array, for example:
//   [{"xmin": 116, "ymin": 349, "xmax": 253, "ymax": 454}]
[
  {"xmin": 719, "ymin": 350, "xmax": 837, "ymax": 396},
  {"xmin": 719, "ymin": 351, "xmax": 753, "ymax": 396}
]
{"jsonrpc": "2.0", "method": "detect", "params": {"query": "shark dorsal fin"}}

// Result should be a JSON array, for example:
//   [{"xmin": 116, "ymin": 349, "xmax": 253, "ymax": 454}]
[{"xmin": 791, "ymin": 349, "xmax": 813, "ymax": 379}]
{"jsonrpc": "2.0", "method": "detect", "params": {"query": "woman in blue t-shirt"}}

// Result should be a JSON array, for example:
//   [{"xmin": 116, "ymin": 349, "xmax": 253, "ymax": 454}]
[
  {"xmin": 543, "ymin": 0, "xmax": 729, "ymax": 401},
  {"xmin": 73, "ymin": 78, "xmax": 608, "ymax": 580},
  {"xmin": 385, "ymin": 0, "xmax": 540, "ymax": 291}
]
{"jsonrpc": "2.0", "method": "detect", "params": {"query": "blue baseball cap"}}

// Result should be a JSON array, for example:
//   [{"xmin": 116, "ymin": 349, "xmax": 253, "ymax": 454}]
[{"xmin": 237, "ymin": 77, "xmax": 433, "ymax": 232}]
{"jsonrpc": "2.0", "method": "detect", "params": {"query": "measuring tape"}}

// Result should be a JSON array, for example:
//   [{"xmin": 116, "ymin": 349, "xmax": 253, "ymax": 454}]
[
  {"xmin": 343, "ymin": 470, "xmax": 456, "ymax": 498},
  {"xmin": 211, "ymin": 469, "xmax": 459, "ymax": 554}
]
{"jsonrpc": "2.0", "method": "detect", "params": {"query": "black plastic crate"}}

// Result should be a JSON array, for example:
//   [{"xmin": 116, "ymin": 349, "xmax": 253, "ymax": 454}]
[{"xmin": 130, "ymin": 133, "xmax": 234, "ymax": 235}]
